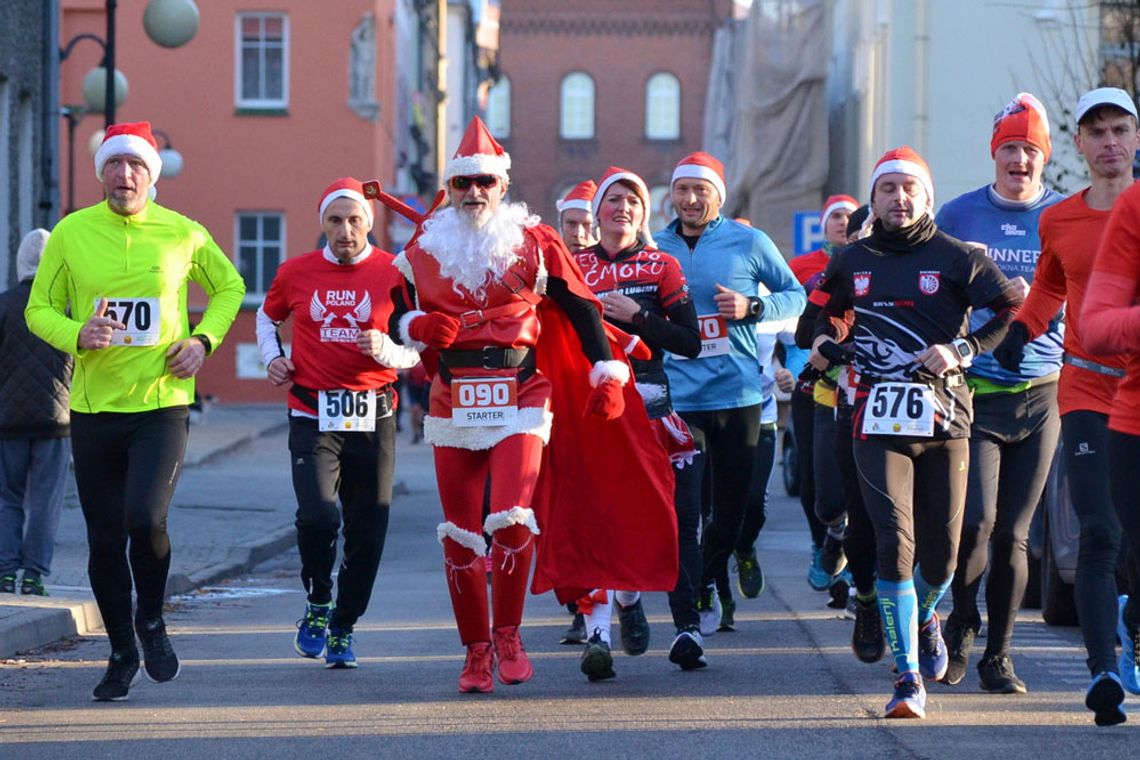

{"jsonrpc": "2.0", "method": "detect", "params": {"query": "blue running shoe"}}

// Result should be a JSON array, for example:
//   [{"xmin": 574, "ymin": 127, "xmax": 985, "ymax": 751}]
[
  {"xmin": 1085, "ymin": 671, "xmax": 1126, "ymax": 727},
  {"xmin": 295, "ymin": 602, "xmax": 332, "ymax": 658},
  {"xmin": 324, "ymin": 628, "xmax": 357, "ymax": 669},
  {"xmin": 884, "ymin": 672, "xmax": 926, "ymax": 719},
  {"xmin": 1118, "ymin": 595, "xmax": 1140, "ymax": 695},
  {"xmin": 918, "ymin": 612, "xmax": 949, "ymax": 681},
  {"xmin": 808, "ymin": 546, "xmax": 830, "ymax": 591}
]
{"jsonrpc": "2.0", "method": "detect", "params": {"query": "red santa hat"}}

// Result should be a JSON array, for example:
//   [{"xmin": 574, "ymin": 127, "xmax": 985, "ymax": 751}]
[
  {"xmin": 991, "ymin": 92, "xmax": 1051, "ymax": 161},
  {"xmin": 443, "ymin": 115, "xmax": 512, "ymax": 183},
  {"xmin": 870, "ymin": 146, "xmax": 934, "ymax": 208},
  {"xmin": 593, "ymin": 166, "xmax": 654, "ymax": 244},
  {"xmin": 820, "ymin": 194, "xmax": 859, "ymax": 227},
  {"xmin": 670, "ymin": 151, "xmax": 726, "ymax": 204},
  {"xmin": 556, "ymin": 180, "xmax": 598, "ymax": 214},
  {"xmin": 94, "ymin": 121, "xmax": 162, "ymax": 187},
  {"xmin": 318, "ymin": 177, "xmax": 374, "ymax": 228}
]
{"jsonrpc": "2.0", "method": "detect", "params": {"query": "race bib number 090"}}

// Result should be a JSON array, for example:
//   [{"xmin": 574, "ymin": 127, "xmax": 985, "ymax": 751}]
[
  {"xmin": 452, "ymin": 377, "xmax": 518, "ymax": 427},
  {"xmin": 861, "ymin": 382, "xmax": 935, "ymax": 437},
  {"xmin": 99, "ymin": 297, "xmax": 160, "ymax": 346},
  {"xmin": 319, "ymin": 389, "xmax": 376, "ymax": 432}
]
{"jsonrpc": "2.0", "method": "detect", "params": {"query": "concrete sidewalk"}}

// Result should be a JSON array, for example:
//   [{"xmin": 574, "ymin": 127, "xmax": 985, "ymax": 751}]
[{"xmin": 0, "ymin": 403, "xmax": 295, "ymax": 659}]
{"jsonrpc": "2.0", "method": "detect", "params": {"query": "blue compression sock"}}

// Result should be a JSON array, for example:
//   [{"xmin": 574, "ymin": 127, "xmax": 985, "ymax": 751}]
[
  {"xmin": 877, "ymin": 578, "xmax": 918, "ymax": 675},
  {"xmin": 913, "ymin": 567, "xmax": 952, "ymax": 626}
]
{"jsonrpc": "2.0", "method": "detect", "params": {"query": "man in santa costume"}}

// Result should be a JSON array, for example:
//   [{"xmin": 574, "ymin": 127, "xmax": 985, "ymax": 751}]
[
  {"xmin": 256, "ymin": 178, "xmax": 419, "ymax": 669},
  {"xmin": 388, "ymin": 117, "xmax": 676, "ymax": 693}
]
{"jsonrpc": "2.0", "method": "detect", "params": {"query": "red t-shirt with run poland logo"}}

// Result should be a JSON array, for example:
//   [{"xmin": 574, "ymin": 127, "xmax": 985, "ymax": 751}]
[{"xmin": 262, "ymin": 247, "xmax": 401, "ymax": 414}]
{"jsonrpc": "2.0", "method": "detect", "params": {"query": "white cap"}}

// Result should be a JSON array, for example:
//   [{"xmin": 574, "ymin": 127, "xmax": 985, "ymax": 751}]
[{"xmin": 1076, "ymin": 87, "xmax": 1138, "ymax": 124}]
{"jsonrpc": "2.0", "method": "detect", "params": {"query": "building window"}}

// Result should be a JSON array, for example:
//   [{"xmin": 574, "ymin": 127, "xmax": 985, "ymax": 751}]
[
  {"xmin": 645, "ymin": 72, "xmax": 680, "ymax": 140},
  {"xmin": 560, "ymin": 72, "xmax": 595, "ymax": 139},
  {"xmin": 486, "ymin": 76, "xmax": 511, "ymax": 138},
  {"xmin": 236, "ymin": 13, "xmax": 289, "ymax": 109},
  {"xmin": 236, "ymin": 212, "xmax": 285, "ymax": 297},
  {"xmin": 17, "ymin": 95, "xmax": 33, "ymax": 237},
  {"xmin": 649, "ymin": 185, "xmax": 673, "ymax": 233}
]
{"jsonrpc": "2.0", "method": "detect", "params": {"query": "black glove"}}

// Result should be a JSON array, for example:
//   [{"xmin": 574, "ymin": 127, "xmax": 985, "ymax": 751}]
[{"xmin": 993, "ymin": 321, "xmax": 1029, "ymax": 373}]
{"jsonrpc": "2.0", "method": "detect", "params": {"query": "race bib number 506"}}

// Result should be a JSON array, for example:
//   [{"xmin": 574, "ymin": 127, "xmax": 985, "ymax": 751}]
[
  {"xmin": 319, "ymin": 389, "xmax": 376, "ymax": 432},
  {"xmin": 861, "ymin": 382, "xmax": 935, "ymax": 437},
  {"xmin": 99, "ymin": 297, "xmax": 160, "ymax": 346}
]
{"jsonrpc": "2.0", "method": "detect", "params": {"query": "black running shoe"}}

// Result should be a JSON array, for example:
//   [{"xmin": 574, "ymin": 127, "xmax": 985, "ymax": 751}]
[
  {"xmin": 0, "ymin": 574, "xmax": 15, "ymax": 594},
  {"xmin": 717, "ymin": 595, "xmax": 736, "ymax": 632},
  {"xmin": 617, "ymin": 598, "xmax": 650, "ymax": 656},
  {"xmin": 1085, "ymin": 671, "xmax": 1126, "ymax": 727},
  {"xmin": 19, "ymin": 573, "xmax": 47, "ymax": 596},
  {"xmin": 668, "ymin": 628, "xmax": 707, "ymax": 671},
  {"xmin": 733, "ymin": 548, "xmax": 765, "ymax": 599},
  {"xmin": 978, "ymin": 653, "xmax": 1027, "ymax": 694},
  {"xmin": 852, "ymin": 596, "xmax": 885, "ymax": 663},
  {"xmin": 941, "ymin": 615, "xmax": 977, "ymax": 686},
  {"xmin": 92, "ymin": 650, "xmax": 141, "ymax": 701},
  {"xmin": 580, "ymin": 631, "xmax": 616, "ymax": 681},
  {"xmin": 561, "ymin": 612, "xmax": 587, "ymax": 645},
  {"xmin": 137, "ymin": 618, "xmax": 181, "ymax": 683}
]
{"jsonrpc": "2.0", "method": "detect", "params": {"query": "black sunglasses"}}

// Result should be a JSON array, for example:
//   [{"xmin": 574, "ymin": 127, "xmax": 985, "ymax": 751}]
[{"xmin": 450, "ymin": 175, "xmax": 498, "ymax": 190}]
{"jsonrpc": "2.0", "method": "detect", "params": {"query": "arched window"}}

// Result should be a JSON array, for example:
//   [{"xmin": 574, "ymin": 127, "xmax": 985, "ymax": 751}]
[
  {"xmin": 645, "ymin": 72, "xmax": 680, "ymax": 140},
  {"xmin": 486, "ymin": 75, "xmax": 511, "ymax": 138},
  {"xmin": 560, "ymin": 72, "xmax": 595, "ymax": 139}
]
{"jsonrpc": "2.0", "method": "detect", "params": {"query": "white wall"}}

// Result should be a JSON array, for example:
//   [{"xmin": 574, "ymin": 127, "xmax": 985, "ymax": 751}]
[{"xmin": 829, "ymin": 0, "xmax": 1099, "ymax": 208}]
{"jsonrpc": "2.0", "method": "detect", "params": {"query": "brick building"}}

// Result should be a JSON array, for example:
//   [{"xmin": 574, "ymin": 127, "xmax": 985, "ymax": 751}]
[{"xmin": 494, "ymin": 0, "xmax": 734, "ymax": 230}]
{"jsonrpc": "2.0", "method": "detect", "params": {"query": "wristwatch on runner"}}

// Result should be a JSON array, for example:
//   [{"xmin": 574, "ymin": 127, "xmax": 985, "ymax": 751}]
[
  {"xmin": 950, "ymin": 338, "xmax": 974, "ymax": 367},
  {"xmin": 747, "ymin": 297, "xmax": 762, "ymax": 318}
]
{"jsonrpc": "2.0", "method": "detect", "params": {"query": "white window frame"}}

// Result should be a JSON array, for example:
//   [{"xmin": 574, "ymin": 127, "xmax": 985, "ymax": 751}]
[
  {"xmin": 560, "ymin": 72, "xmax": 595, "ymax": 139},
  {"xmin": 486, "ymin": 75, "xmax": 511, "ymax": 138},
  {"xmin": 235, "ymin": 13, "xmax": 290, "ymax": 109},
  {"xmin": 645, "ymin": 72, "xmax": 681, "ymax": 140},
  {"xmin": 235, "ymin": 211, "xmax": 286, "ymax": 300}
]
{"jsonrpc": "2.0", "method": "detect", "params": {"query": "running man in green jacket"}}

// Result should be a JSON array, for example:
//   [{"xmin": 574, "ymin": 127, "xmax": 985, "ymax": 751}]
[{"xmin": 26, "ymin": 122, "xmax": 245, "ymax": 702}]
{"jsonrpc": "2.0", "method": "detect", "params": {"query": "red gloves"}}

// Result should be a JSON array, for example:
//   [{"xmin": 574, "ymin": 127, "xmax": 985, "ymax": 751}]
[
  {"xmin": 408, "ymin": 312, "xmax": 460, "ymax": 349},
  {"xmin": 584, "ymin": 380, "xmax": 625, "ymax": 420},
  {"xmin": 626, "ymin": 336, "xmax": 652, "ymax": 361}
]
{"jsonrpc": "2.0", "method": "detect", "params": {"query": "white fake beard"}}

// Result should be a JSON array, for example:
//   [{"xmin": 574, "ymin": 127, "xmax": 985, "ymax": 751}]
[{"xmin": 418, "ymin": 202, "xmax": 540, "ymax": 302}]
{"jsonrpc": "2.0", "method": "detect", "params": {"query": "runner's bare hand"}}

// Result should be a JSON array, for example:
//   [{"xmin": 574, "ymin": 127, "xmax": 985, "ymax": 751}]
[
  {"xmin": 713, "ymin": 283, "xmax": 749, "ymax": 320},
  {"xmin": 166, "ymin": 338, "xmax": 206, "ymax": 379},
  {"xmin": 267, "ymin": 356, "xmax": 295, "ymax": 386},
  {"xmin": 78, "ymin": 298, "xmax": 125, "ymax": 350}
]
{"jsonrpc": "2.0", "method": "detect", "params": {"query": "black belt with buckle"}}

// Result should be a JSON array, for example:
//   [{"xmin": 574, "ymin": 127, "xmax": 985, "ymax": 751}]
[
  {"xmin": 438, "ymin": 347, "xmax": 535, "ymax": 384},
  {"xmin": 861, "ymin": 372, "xmax": 964, "ymax": 390}
]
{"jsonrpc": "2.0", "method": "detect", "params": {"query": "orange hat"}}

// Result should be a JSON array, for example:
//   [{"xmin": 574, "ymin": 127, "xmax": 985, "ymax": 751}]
[
  {"xmin": 444, "ymin": 115, "xmax": 511, "ymax": 182},
  {"xmin": 870, "ymin": 146, "xmax": 934, "ymax": 208},
  {"xmin": 991, "ymin": 92, "xmax": 1051, "ymax": 161},
  {"xmin": 820, "ymin": 194, "xmax": 859, "ymax": 227},
  {"xmin": 318, "ymin": 177, "xmax": 374, "ymax": 227},
  {"xmin": 671, "ymin": 151, "xmax": 726, "ymax": 204},
  {"xmin": 556, "ymin": 180, "xmax": 597, "ymax": 214}
]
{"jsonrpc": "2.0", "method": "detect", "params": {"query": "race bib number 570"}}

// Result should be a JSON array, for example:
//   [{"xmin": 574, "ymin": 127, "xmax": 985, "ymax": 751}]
[
  {"xmin": 861, "ymin": 382, "xmax": 935, "ymax": 437},
  {"xmin": 99, "ymin": 297, "xmax": 160, "ymax": 346}
]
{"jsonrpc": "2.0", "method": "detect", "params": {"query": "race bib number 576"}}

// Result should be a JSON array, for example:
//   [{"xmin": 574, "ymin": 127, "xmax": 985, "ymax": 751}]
[
  {"xmin": 99, "ymin": 297, "xmax": 160, "ymax": 346},
  {"xmin": 861, "ymin": 382, "xmax": 935, "ymax": 437}
]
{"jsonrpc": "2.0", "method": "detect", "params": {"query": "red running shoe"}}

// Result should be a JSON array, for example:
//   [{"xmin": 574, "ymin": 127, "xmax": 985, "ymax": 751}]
[
  {"xmin": 458, "ymin": 642, "xmax": 495, "ymax": 693},
  {"xmin": 492, "ymin": 625, "xmax": 533, "ymax": 685}
]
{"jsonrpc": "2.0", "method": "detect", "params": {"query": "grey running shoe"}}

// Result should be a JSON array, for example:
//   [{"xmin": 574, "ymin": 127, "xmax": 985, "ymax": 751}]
[{"xmin": 561, "ymin": 612, "xmax": 587, "ymax": 645}]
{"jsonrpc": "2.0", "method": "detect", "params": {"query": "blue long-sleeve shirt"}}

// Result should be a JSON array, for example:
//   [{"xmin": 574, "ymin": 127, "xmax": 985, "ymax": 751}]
[
  {"xmin": 936, "ymin": 185, "xmax": 1065, "ymax": 384},
  {"xmin": 656, "ymin": 215, "xmax": 805, "ymax": 411}
]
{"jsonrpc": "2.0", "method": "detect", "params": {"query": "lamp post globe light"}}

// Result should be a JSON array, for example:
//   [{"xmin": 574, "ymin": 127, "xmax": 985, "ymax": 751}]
[{"xmin": 144, "ymin": 0, "xmax": 201, "ymax": 48}]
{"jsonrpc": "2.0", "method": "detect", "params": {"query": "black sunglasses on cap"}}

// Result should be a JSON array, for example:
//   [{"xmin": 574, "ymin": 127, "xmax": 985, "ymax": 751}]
[{"xmin": 450, "ymin": 175, "xmax": 498, "ymax": 190}]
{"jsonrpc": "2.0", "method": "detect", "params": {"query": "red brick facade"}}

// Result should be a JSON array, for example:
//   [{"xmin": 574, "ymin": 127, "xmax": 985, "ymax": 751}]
[{"xmin": 498, "ymin": 1, "xmax": 732, "ymax": 226}]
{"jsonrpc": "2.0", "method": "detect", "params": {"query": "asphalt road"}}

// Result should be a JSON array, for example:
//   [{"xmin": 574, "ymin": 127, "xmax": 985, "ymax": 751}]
[{"xmin": 0, "ymin": 428, "xmax": 1134, "ymax": 758}]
